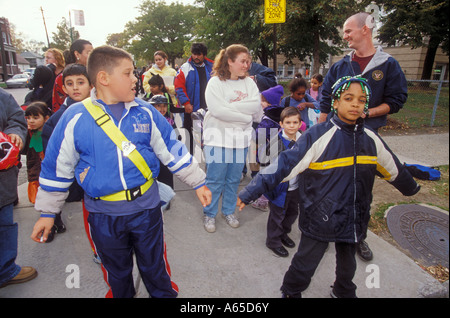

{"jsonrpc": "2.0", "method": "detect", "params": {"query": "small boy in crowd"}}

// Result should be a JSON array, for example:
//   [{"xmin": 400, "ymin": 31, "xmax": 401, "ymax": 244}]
[
  {"xmin": 238, "ymin": 75, "xmax": 420, "ymax": 298},
  {"xmin": 250, "ymin": 85, "xmax": 285, "ymax": 212},
  {"xmin": 31, "ymin": 46, "xmax": 211, "ymax": 298},
  {"xmin": 263, "ymin": 106, "xmax": 302, "ymax": 257},
  {"xmin": 40, "ymin": 64, "xmax": 92, "ymax": 243}
]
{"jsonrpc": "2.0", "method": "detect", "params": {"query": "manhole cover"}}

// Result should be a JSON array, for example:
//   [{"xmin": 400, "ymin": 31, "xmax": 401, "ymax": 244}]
[{"xmin": 386, "ymin": 204, "xmax": 449, "ymax": 267}]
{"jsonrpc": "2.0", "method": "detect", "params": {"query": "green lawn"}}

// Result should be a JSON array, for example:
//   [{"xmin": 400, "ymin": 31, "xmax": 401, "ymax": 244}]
[{"xmin": 390, "ymin": 86, "xmax": 449, "ymax": 128}]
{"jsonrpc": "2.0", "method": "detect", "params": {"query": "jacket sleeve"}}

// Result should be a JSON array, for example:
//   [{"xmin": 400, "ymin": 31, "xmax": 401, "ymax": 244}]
[
  {"xmin": 366, "ymin": 129, "xmax": 420, "ymax": 196},
  {"xmin": 205, "ymin": 78, "xmax": 261, "ymax": 123},
  {"xmin": 1, "ymin": 89, "xmax": 27, "ymax": 143},
  {"xmin": 250, "ymin": 63, "xmax": 278, "ymax": 92},
  {"xmin": 34, "ymin": 109, "xmax": 81, "ymax": 214},
  {"xmin": 142, "ymin": 71, "xmax": 151, "ymax": 94},
  {"xmin": 174, "ymin": 66, "xmax": 191, "ymax": 106},
  {"xmin": 147, "ymin": 106, "xmax": 205, "ymax": 189},
  {"xmin": 382, "ymin": 58, "xmax": 408, "ymax": 114},
  {"xmin": 239, "ymin": 133, "xmax": 313, "ymax": 204}
]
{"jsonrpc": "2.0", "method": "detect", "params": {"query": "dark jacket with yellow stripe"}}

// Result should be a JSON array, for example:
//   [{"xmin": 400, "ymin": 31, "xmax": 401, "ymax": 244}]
[{"xmin": 239, "ymin": 114, "xmax": 420, "ymax": 243}]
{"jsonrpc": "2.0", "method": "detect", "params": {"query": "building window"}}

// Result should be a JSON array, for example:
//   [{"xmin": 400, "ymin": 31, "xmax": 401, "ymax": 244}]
[
  {"xmin": 287, "ymin": 65, "xmax": 295, "ymax": 77},
  {"xmin": 277, "ymin": 64, "xmax": 284, "ymax": 77}
]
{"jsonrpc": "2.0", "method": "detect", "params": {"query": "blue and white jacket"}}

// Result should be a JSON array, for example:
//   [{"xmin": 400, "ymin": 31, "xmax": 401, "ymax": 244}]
[
  {"xmin": 35, "ymin": 89, "xmax": 205, "ymax": 215},
  {"xmin": 319, "ymin": 46, "xmax": 408, "ymax": 131},
  {"xmin": 174, "ymin": 56, "xmax": 214, "ymax": 111},
  {"xmin": 239, "ymin": 114, "xmax": 419, "ymax": 243}
]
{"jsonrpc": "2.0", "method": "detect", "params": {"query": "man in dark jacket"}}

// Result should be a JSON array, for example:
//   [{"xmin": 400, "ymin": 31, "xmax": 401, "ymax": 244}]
[
  {"xmin": 0, "ymin": 88, "xmax": 38, "ymax": 288},
  {"xmin": 319, "ymin": 12, "xmax": 408, "ymax": 260},
  {"xmin": 175, "ymin": 43, "xmax": 214, "ymax": 154}
]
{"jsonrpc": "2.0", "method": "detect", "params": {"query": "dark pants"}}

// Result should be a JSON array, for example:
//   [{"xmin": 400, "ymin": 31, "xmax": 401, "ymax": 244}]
[
  {"xmin": 158, "ymin": 161, "xmax": 174, "ymax": 189},
  {"xmin": 266, "ymin": 190, "xmax": 299, "ymax": 248},
  {"xmin": 183, "ymin": 113, "xmax": 194, "ymax": 155},
  {"xmin": 281, "ymin": 235, "xmax": 357, "ymax": 298},
  {"xmin": 86, "ymin": 206, "xmax": 178, "ymax": 298}
]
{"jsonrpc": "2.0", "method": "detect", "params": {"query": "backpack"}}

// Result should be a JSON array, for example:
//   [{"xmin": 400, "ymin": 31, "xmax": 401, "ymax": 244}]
[{"xmin": 405, "ymin": 163, "xmax": 441, "ymax": 181}]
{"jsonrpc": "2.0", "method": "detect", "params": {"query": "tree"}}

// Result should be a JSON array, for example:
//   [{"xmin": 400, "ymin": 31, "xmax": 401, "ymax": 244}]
[
  {"xmin": 278, "ymin": 0, "xmax": 370, "ymax": 74},
  {"xmin": 375, "ymin": 0, "xmax": 449, "ymax": 80},
  {"xmin": 50, "ymin": 17, "xmax": 80, "ymax": 50},
  {"xmin": 106, "ymin": 33, "xmax": 128, "ymax": 48},
  {"xmin": 196, "ymin": 0, "xmax": 273, "ymax": 66},
  {"xmin": 121, "ymin": 0, "xmax": 201, "ymax": 66},
  {"xmin": 9, "ymin": 24, "xmax": 46, "ymax": 54},
  {"xmin": 196, "ymin": 0, "xmax": 370, "ymax": 73}
]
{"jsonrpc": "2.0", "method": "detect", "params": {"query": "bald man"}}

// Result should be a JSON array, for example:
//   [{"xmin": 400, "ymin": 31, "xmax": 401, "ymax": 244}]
[{"xmin": 318, "ymin": 12, "xmax": 408, "ymax": 261}]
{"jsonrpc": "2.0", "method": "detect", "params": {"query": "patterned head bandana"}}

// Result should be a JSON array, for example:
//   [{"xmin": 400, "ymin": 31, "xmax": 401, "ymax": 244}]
[{"xmin": 331, "ymin": 75, "xmax": 372, "ymax": 112}]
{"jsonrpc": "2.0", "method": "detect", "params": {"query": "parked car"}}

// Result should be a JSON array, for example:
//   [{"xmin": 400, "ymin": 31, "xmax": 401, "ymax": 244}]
[
  {"xmin": 6, "ymin": 74, "xmax": 30, "ymax": 88},
  {"xmin": 24, "ymin": 68, "xmax": 36, "ymax": 76}
]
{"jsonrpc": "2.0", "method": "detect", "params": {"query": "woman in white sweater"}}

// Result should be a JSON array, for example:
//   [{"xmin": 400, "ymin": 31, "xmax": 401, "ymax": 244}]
[{"xmin": 202, "ymin": 44, "xmax": 262, "ymax": 233}]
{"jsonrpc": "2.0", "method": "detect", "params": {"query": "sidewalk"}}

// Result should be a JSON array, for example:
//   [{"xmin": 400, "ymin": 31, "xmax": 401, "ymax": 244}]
[{"xmin": 1, "ymin": 133, "xmax": 448, "ymax": 298}]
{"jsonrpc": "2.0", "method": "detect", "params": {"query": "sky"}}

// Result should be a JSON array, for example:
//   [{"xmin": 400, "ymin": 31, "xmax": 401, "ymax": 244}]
[{"xmin": 1, "ymin": 0, "xmax": 196, "ymax": 49}]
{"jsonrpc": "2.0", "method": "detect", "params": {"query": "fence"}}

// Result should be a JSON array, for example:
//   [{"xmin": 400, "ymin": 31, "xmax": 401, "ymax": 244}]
[
  {"xmin": 279, "ymin": 77, "xmax": 449, "ymax": 128},
  {"xmin": 403, "ymin": 79, "xmax": 449, "ymax": 127}
]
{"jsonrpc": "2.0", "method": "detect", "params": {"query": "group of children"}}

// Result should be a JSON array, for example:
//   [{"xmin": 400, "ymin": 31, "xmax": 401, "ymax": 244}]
[
  {"xmin": 22, "ymin": 44, "xmax": 419, "ymax": 299},
  {"xmin": 250, "ymin": 73, "xmax": 324, "ymax": 258}
]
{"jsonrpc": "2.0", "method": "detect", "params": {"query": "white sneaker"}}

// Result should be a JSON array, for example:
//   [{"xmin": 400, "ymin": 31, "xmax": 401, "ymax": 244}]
[
  {"xmin": 224, "ymin": 214, "xmax": 239, "ymax": 228},
  {"xmin": 203, "ymin": 216, "xmax": 216, "ymax": 233}
]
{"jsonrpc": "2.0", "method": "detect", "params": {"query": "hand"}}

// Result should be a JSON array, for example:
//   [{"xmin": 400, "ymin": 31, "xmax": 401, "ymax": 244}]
[
  {"xmin": 237, "ymin": 197, "xmax": 246, "ymax": 211},
  {"xmin": 8, "ymin": 133, "xmax": 24, "ymax": 150},
  {"xmin": 297, "ymin": 103, "xmax": 307, "ymax": 111},
  {"xmin": 31, "ymin": 217, "xmax": 55, "ymax": 243},
  {"xmin": 184, "ymin": 103, "xmax": 193, "ymax": 114},
  {"xmin": 195, "ymin": 185, "xmax": 212, "ymax": 207}
]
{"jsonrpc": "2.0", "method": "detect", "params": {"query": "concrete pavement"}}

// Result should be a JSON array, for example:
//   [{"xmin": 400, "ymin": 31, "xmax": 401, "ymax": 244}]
[{"xmin": 0, "ymin": 133, "xmax": 448, "ymax": 299}]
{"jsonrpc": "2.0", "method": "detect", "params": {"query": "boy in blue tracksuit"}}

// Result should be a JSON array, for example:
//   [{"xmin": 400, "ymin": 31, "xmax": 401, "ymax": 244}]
[
  {"xmin": 262, "ymin": 107, "xmax": 303, "ymax": 258},
  {"xmin": 31, "ymin": 46, "xmax": 211, "ymax": 298},
  {"xmin": 238, "ymin": 76, "xmax": 419, "ymax": 298}
]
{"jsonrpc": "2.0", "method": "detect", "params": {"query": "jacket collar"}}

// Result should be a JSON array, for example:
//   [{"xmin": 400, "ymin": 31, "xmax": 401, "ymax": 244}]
[
  {"xmin": 346, "ymin": 46, "xmax": 391, "ymax": 75},
  {"xmin": 330, "ymin": 113, "xmax": 364, "ymax": 132},
  {"xmin": 90, "ymin": 88, "xmax": 139, "ymax": 110}
]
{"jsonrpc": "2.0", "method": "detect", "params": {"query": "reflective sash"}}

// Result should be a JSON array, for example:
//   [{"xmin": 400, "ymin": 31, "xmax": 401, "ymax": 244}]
[{"xmin": 82, "ymin": 98, "xmax": 153, "ymax": 201}]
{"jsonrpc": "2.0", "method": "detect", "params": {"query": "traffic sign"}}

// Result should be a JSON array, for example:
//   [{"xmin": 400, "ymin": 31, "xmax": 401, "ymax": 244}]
[{"xmin": 264, "ymin": 0, "xmax": 286, "ymax": 24}]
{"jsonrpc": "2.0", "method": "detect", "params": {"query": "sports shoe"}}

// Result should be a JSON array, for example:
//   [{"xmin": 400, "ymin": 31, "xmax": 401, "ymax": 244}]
[
  {"xmin": 330, "ymin": 285, "xmax": 357, "ymax": 298},
  {"xmin": 224, "ymin": 214, "xmax": 239, "ymax": 228},
  {"xmin": 251, "ymin": 196, "xmax": 269, "ymax": 212},
  {"xmin": 0, "ymin": 266, "xmax": 37, "ymax": 288},
  {"xmin": 356, "ymin": 240, "xmax": 373, "ymax": 261},
  {"xmin": 203, "ymin": 216, "xmax": 216, "ymax": 233}
]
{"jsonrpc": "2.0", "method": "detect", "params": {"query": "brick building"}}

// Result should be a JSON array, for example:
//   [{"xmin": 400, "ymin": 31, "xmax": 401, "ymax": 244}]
[{"xmin": 1, "ymin": 17, "xmax": 20, "ymax": 81}]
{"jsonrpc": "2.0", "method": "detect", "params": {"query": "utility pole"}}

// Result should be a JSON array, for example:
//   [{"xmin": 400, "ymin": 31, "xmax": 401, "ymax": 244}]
[
  {"xmin": 264, "ymin": 0, "xmax": 286, "ymax": 73},
  {"xmin": 40, "ymin": 6, "xmax": 51, "ymax": 48}
]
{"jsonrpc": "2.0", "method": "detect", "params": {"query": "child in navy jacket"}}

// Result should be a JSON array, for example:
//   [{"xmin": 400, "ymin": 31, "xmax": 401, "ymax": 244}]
[
  {"xmin": 263, "ymin": 107, "xmax": 303, "ymax": 258},
  {"xmin": 238, "ymin": 76, "xmax": 419, "ymax": 298}
]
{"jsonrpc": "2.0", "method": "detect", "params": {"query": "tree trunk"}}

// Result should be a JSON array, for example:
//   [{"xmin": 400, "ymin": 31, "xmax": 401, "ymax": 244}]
[{"xmin": 421, "ymin": 35, "xmax": 440, "ymax": 80}]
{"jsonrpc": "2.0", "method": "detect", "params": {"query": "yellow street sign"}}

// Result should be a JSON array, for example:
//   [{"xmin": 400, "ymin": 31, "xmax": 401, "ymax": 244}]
[{"xmin": 264, "ymin": 0, "xmax": 286, "ymax": 24}]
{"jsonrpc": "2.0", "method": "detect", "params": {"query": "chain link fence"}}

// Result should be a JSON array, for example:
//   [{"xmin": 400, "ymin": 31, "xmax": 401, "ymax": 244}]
[
  {"xmin": 402, "ymin": 79, "xmax": 449, "ymax": 128},
  {"xmin": 279, "ymin": 77, "xmax": 449, "ymax": 128},
  {"xmin": 402, "ymin": 80, "xmax": 449, "ymax": 127}
]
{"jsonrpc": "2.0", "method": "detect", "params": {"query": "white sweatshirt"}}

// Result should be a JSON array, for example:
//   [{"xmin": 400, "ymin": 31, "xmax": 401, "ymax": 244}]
[{"xmin": 203, "ymin": 76, "xmax": 262, "ymax": 149}]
